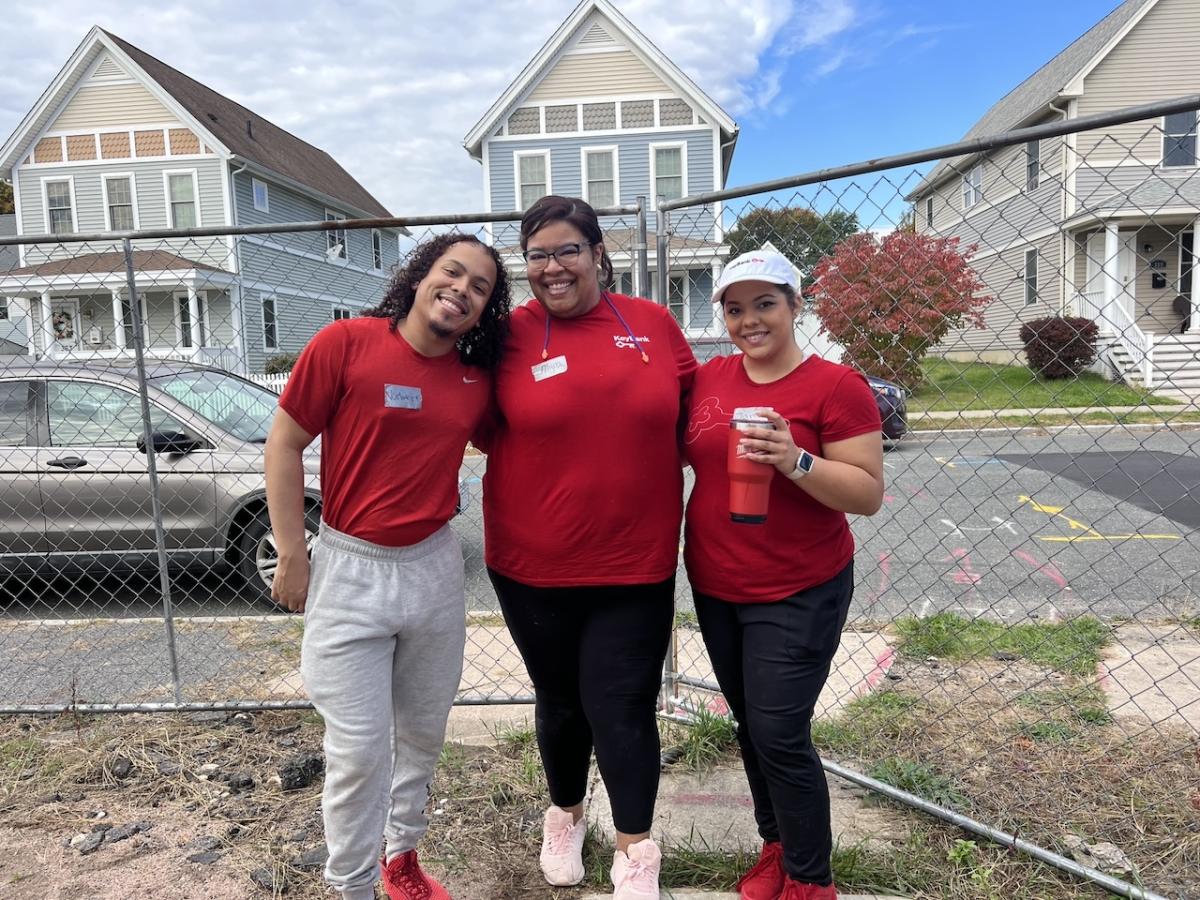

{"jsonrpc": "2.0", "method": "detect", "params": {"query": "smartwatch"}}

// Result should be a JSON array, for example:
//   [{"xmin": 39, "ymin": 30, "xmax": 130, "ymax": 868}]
[{"xmin": 788, "ymin": 449, "xmax": 816, "ymax": 481}]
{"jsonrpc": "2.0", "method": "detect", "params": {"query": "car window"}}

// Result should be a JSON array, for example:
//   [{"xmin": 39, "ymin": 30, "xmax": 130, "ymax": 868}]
[
  {"xmin": 0, "ymin": 382, "xmax": 31, "ymax": 446},
  {"xmin": 47, "ymin": 381, "xmax": 187, "ymax": 448},
  {"xmin": 149, "ymin": 370, "xmax": 277, "ymax": 442}
]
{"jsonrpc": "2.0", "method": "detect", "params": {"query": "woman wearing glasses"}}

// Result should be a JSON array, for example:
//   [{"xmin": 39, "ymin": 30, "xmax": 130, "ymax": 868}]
[{"xmin": 479, "ymin": 195, "xmax": 697, "ymax": 899}]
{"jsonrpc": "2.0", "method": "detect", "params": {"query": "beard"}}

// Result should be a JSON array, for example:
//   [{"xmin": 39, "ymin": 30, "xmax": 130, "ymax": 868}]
[{"xmin": 428, "ymin": 318, "xmax": 457, "ymax": 340}]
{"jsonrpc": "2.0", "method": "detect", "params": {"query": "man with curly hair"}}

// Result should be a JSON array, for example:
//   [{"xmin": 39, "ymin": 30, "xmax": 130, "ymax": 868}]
[{"xmin": 265, "ymin": 233, "xmax": 510, "ymax": 900}]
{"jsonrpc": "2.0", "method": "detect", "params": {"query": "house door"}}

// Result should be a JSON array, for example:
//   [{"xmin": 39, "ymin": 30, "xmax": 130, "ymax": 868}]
[
  {"xmin": 50, "ymin": 298, "xmax": 81, "ymax": 351},
  {"xmin": 1085, "ymin": 232, "xmax": 1135, "ymax": 319}
]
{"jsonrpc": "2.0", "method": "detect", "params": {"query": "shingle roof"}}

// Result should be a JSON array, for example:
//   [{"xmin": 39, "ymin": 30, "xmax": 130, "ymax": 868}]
[
  {"xmin": 104, "ymin": 30, "xmax": 390, "ymax": 218},
  {"xmin": 912, "ymin": 0, "xmax": 1154, "ymax": 197},
  {"xmin": 4, "ymin": 249, "xmax": 230, "ymax": 278}
]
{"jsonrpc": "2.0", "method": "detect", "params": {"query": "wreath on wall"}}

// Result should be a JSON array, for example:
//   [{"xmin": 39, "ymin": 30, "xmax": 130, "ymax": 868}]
[{"xmin": 52, "ymin": 310, "xmax": 75, "ymax": 340}]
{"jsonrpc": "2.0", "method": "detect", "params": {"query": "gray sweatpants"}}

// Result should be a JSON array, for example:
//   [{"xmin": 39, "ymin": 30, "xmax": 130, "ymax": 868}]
[{"xmin": 300, "ymin": 523, "xmax": 466, "ymax": 900}]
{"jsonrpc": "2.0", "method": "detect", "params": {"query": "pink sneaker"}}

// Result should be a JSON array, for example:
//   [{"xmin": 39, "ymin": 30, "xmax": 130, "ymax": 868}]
[
  {"xmin": 610, "ymin": 838, "xmax": 661, "ymax": 899},
  {"xmin": 539, "ymin": 805, "xmax": 586, "ymax": 886}
]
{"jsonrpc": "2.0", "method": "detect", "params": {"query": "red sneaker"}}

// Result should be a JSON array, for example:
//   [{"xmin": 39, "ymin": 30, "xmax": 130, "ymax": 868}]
[
  {"xmin": 736, "ymin": 841, "xmax": 785, "ymax": 900},
  {"xmin": 778, "ymin": 877, "xmax": 838, "ymax": 900},
  {"xmin": 381, "ymin": 850, "xmax": 451, "ymax": 900}
]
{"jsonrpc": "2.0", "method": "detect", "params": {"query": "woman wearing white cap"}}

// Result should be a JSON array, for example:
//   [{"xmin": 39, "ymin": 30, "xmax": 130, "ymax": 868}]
[{"xmin": 682, "ymin": 249, "xmax": 885, "ymax": 900}]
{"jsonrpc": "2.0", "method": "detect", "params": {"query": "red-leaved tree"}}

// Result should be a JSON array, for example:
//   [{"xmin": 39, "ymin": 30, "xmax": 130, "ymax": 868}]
[{"xmin": 809, "ymin": 231, "xmax": 991, "ymax": 389}]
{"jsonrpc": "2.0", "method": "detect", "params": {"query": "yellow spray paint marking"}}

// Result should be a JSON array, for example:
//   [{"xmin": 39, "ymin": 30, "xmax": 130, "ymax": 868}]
[
  {"xmin": 1017, "ymin": 495, "xmax": 1179, "ymax": 542},
  {"xmin": 935, "ymin": 456, "xmax": 956, "ymax": 469}
]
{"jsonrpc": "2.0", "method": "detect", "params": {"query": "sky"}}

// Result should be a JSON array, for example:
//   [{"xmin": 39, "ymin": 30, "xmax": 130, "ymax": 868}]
[{"xmin": 1, "ymin": 0, "xmax": 1139, "ymax": 220}]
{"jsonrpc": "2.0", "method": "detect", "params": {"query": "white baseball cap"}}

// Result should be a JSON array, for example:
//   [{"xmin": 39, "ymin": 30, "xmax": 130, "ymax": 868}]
[{"xmin": 712, "ymin": 249, "xmax": 800, "ymax": 306}]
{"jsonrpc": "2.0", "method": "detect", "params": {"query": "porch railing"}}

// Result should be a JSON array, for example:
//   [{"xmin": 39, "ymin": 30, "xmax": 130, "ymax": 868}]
[
  {"xmin": 1076, "ymin": 288, "xmax": 1155, "ymax": 388},
  {"xmin": 44, "ymin": 343, "xmax": 244, "ymax": 375}
]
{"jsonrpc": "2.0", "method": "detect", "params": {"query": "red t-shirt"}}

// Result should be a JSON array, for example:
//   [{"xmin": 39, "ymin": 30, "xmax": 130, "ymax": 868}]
[
  {"xmin": 683, "ymin": 353, "xmax": 881, "ymax": 602},
  {"xmin": 279, "ymin": 316, "xmax": 489, "ymax": 547},
  {"xmin": 483, "ymin": 293, "xmax": 697, "ymax": 586}
]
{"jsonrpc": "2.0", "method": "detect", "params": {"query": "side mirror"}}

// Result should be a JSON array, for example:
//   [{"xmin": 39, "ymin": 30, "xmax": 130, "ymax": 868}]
[{"xmin": 138, "ymin": 431, "xmax": 202, "ymax": 454}]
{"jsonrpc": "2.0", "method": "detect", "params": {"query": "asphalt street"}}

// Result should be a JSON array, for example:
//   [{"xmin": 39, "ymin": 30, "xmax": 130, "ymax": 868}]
[{"xmin": 3, "ymin": 425, "xmax": 1197, "ymax": 625}]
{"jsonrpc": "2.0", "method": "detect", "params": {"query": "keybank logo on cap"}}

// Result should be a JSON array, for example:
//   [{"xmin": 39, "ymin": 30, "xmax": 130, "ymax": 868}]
[{"xmin": 728, "ymin": 256, "xmax": 765, "ymax": 270}]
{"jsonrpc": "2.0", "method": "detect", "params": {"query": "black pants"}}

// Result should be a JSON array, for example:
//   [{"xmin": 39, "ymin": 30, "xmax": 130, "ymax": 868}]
[
  {"xmin": 693, "ymin": 562, "xmax": 854, "ymax": 886},
  {"xmin": 489, "ymin": 568, "xmax": 675, "ymax": 835}
]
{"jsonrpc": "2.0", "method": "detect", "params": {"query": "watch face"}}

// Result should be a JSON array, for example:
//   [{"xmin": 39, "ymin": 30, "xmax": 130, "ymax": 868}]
[{"xmin": 797, "ymin": 451, "xmax": 815, "ymax": 473}]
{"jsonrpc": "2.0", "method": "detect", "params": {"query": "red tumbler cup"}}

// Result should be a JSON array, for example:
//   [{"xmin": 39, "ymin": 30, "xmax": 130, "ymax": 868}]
[{"xmin": 727, "ymin": 411, "xmax": 774, "ymax": 524}]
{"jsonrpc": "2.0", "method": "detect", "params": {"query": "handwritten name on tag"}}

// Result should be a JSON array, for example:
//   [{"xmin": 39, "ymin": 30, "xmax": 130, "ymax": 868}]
[
  {"xmin": 531, "ymin": 355, "xmax": 568, "ymax": 382},
  {"xmin": 384, "ymin": 384, "xmax": 422, "ymax": 409}
]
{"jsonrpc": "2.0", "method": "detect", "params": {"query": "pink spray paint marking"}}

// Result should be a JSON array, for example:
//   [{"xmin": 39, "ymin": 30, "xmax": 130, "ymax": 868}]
[
  {"xmin": 706, "ymin": 695, "xmax": 730, "ymax": 716},
  {"xmin": 865, "ymin": 551, "xmax": 892, "ymax": 610},
  {"xmin": 1011, "ymin": 548, "xmax": 1071, "ymax": 591},
  {"xmin": 944, "ymin": 548, "xmax": 983, "ymax": 585},
  {"xmin": 854, "ymin": 647, "xmax": 897, "ymax": 697}
]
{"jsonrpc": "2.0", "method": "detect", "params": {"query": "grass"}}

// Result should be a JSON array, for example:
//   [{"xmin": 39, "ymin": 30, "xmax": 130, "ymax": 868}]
[
  {"xmin": 812, "ymin": 690, "xmax": 922, "ymax": 755},
  {"xmin": 909, "ymin": 359, "xmax": 1177, "ymax": 413},
  {"xmin": 662, "ymin": 708, "xmax": 739, "ymax": 772},
  {"xmin": 867, "ymin": 757, "xmax": 970, "ymax": 810},
  {"xmin": 909, "ymin": 409, "xmax": 1200, "ymax": 431},
  {"xmin": 1014, "ymin": 686, "xmax": 1113, "ymax": 727},
  {"xmin": 894, "ymin": 613, "xmax": 1110, "ymax": 676}
]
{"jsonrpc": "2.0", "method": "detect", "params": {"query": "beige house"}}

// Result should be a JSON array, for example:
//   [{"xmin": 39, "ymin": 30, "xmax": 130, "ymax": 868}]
[{"xmin": 908, "ymin": 0, "xmax": 1200, "ymax": 398}]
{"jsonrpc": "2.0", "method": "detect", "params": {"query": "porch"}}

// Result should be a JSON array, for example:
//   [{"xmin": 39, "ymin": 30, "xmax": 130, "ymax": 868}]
[{"xmin": 0, "ymin": 250, "xmax": 245, "ymax": 374}]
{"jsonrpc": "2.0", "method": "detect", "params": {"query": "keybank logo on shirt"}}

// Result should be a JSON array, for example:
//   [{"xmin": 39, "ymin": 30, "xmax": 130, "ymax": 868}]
[
  {"xmin": 613, "ymin": 334, "xmax": 651, "ymax": 350},
  {"xmin": 384, "ymin": 384, "xmax": 422, "ymax": 409}
]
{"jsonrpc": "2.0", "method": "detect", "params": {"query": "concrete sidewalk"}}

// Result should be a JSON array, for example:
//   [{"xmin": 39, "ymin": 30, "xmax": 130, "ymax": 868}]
[{"xmin": 913, "ymin": 402, "xmax": 1199, "ymax": 422}]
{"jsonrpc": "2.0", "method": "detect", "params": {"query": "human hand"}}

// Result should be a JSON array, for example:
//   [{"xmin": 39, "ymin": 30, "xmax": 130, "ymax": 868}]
[
  {"xmin": 272, "ymin": 551, "xmax": 310, "ymax": 613},
  {"xmin": 738, "ymin": 408, "xmax": 800, "ymax": 475}
]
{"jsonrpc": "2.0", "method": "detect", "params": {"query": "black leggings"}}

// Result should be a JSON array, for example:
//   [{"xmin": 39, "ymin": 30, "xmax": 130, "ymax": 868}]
[
  {"xmin": 488, "ymin": 568, "xmax": 675, "ymax": 835},
  {"xmin": 693, "ymin": 562, "xmax": 854, "ymax": 886}
]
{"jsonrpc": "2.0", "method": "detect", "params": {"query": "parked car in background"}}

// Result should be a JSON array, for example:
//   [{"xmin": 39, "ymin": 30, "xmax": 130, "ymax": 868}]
[
  {"xmin": 866, "ymin": 375, "xmax": 907, "ymax": 445},
  {"xmin": 0, "ymin": 362, "xmax": 320, "ymax": 604}
]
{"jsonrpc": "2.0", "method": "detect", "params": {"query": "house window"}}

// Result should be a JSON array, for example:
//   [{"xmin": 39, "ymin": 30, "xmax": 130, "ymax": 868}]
[
  {"xmin": 516, "ymin": 152, "xmax": 550, "ymax": 210},
  {"xmin": 652, "ymin": 144, "xmax": 685, "ymax": 202},
  {"xmin": 333, "ymin": 307, "xmax": 352, "ymax": 321},
  {"xmin": 615, "ymin": 271, "xmax": 634, "ymax": 295},
  {"xmin": 1180, "ymin": 232, "xmax": 1193, "ymax": 296},
  {"xmin": 925, "ymin": 197, "xmax": 934, "ymax": 229},
  {"xmin": 325, "ymin": 210, "xmax": 347, "ymax": 260},
  {"xmin": 166, "ymin": 172, "xmax": 198, "ymax": 228},
  {"xmin": 0, "ymin": 298, "xmax": 8, "ymax": 320},
  {"xmin": 962, "ymin": 164, "xmax": 982, "ymax": 209},
  {"xmin": 371, "ymin": 230, "xmax": 383, "ymax": 270},
  {"xmin": 176, "ymin": 293, "xmax": 208, "ymax": 348},
  {"xmin": 1026, "ymin": 140, "xmax": 1040, "ymax": 190},
  {"xmin": 44, "ymin": 179, "xmax": 75, "ymax": 234},
  {"xmin": 252, "ymin": 178, "xmax": 269, "ymax": 212},
  {"xmin": 1163, "ymin": 111, "xmax": 1197, "ymax": 168},
  {"xmin": 262, "ymin": 298, "xmax": 277, "ymax": 349},
  {"xmin": 103, "ymin": 175, "xmax": 136, "ymax": 231},
  {"xmin": 1024, "ymin": 248, "xmax": 1039, "ymax": 305},
  {"xmin": 666, "ymin": 275, "xmax": 686, "ymax": 324},
  {"xmin": 583, "ymin": 148, "xmax": 616, "ymax": 208}
]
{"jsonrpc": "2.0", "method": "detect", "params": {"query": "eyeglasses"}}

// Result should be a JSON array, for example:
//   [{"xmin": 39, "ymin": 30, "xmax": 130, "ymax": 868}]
[{"xmin": 523, "ymin": 242, "xmax": 592, "ymax": 268}]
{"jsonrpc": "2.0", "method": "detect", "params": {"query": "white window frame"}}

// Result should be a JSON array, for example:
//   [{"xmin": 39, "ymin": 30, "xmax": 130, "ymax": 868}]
[
  {"xmin": 1026, "ymin": 140, "xmax": 1040, "ymax": 191},
  {"xmin": 1024, "ymin": 248, "xmax": 1039, "ymax": 306},
  {"xmin": 580, "ymin": 146, "xmax": 619, "ymax": 208},
  {"xmin": 925, "ymin": 196, "xmax": 934, "ymax": 229},
  {"xmin": 514, "ymin": 150, "xmax": 552, "ymax": 210},
  {"xmin": 0, "ymin": 298, "xmax": 8, "ymax": 320},
  {"xmin": 325, "ymin": 209, "xmax": 348, "ymax": 261},
  {"xmin": 649, "ymin": 142, "xmax": 687, "ymax": 203},
  {"xmin": 101, "ymin": 173, "xmax": 140, "ymax": 231},
  {"xmin": 252, "ymin": 177, "xmax": 270, "ymax": 212},
  {"xmin": 962, "ymin": 164, "xmax": 982, "ymax": 210},
  {"xmin": 1162, "ymin": 111, "xmax": 1198, "ymax": 169},
  {"xmin": 371, "ymin": 229, "xmax": 383, "ymax": 271},
  {"xmin": 162, "ymin": 169, "xmax": 201, "ymax": 229},
  {"xmin": 332, "ymin": 306, "xmax": 352, "ymax": 321},
  {"xmin": 172, "ymin": 290, "xmax": 210, "ymax": 348},
  {"xmin": 261, "ymin": 296, "xmax": 278, "ymax": 350},
  {"xmin": 41, "ymin": 175, "xmax": 77, "ymax": 235}
]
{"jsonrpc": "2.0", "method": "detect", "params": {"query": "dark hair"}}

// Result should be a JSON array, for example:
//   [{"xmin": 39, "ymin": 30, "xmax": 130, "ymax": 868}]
[
  {"xmin": 519, "ymin": 195, "xmax": 614, "ymax": 290},
  {"xmin": 778, "ymin": 282, "xmax": 800, "ymax": 311},
  {"xmin": 366, "ymin": 233, "xmax": 510, "ymax": 370}
]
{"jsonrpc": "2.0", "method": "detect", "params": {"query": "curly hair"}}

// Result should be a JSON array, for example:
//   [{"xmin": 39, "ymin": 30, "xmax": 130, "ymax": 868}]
[
  {"xmin": 366, "ymin": 233, "xmax": 511, "ymax": 370},
  {"xmin": 520, "ymin": 195, "xmax": 614, "ymax": 291}
]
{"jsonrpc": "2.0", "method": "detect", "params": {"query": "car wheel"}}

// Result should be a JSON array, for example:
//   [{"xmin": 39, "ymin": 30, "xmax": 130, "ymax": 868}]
[{"xmin": 238, "ymin": 508, "xmax": 319, "ymax": 609}]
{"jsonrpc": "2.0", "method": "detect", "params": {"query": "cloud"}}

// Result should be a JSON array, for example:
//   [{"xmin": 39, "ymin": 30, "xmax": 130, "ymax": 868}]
[{"xmin": 2, "ymin": 0, "xmax": 800, "ymax": 216}]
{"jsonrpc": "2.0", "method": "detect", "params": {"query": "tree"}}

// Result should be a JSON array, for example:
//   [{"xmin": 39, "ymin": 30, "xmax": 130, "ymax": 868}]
[
  {"xmin": 0, "ymin": 180, "xmax": 13, "ymax": 215},
  {"xmin": 725, "ymin": 206, "xmax": 859, "ymax": 289},
  {"xmin": 809, "ymin": 231, "xmax": 991, "ymax": 390}
]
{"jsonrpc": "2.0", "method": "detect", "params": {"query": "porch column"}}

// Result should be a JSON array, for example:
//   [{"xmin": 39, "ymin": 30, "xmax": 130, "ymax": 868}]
[
  {"xmin": 1102, "ymin": 220, "xmax": 1120, "ymax": 330},
  {"xmin": 110, "ymin": 287, "xmax": 126, "ymax": 350},
  {"xmin": 1192, "ymin": 217, "xmax": 1200, "ymax": 333},
  {"xmin": 187, "ymin": 284, "xmax": 202, "ymax": 353},
  {"xmin": 22, "ymin": 298, "xmax": 36, "ymax": 356},
  {"xmin": 229, "ymin": 283, "xmax": 247, "ymax": 375},
  {"xmin": 39, "ymin": 289, "xmax": 53, "ymax": 359}
]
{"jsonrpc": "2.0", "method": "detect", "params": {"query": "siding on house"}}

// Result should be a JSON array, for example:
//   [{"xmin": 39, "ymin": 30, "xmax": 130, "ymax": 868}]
[
  {"xmin": 1070, "ymin": 224, "xmax": 1191, "ymax": 332},
  {"xmin": 1075, "ymin": 0, "xmax": 1200, "ymax": 162},
  {"xmin": 240, "ymin": 287, "xmax": 349, "ymax": 374},
  {"xmin": 51, "ymin": 78, "xmax": 181, "ymax": 132},
  {"xmin": 527, "ymin": 50, "xmax": 669, "ymax": 101}
]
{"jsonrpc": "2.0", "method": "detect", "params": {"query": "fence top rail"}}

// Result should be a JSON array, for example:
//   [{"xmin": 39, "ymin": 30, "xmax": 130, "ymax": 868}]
[
  {"xmin": 660, "ymin": 93, "xmax": 1200, "ymax": 211},
  {"xmin": 0, "ymin": 204, "xmax": 642, "ymax": 248}
]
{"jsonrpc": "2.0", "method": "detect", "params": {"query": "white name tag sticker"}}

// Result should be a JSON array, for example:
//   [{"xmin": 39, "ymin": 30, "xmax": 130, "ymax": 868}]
[
  {"xmin": 384, "ymin": 384, "xmax": 422, "ymax": 409},
  {"xmin": 531, "ymin": 355, "xmax": 568, "ymax": 382}
]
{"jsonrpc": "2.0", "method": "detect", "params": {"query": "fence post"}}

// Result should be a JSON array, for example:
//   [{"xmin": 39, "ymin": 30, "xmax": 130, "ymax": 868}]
[
  {"xmin": 122, "ymin": 237, "xmax": 183, "ymax": 706},
  {"xmin": 655, "ymin": 196, "xmax": 670, "ymax": 307},
  {"xmin": 635, "ymin": 196, "xmax": 651, "ymax": 299}
]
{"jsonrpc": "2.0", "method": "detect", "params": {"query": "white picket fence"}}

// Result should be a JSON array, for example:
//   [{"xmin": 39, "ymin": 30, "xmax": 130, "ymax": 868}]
[{"xmin": 249, "ymin": 373, "xmax": 290, "ymax": 394}]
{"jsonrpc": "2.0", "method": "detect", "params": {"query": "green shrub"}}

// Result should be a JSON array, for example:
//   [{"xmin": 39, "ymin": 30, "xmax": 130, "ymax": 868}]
[{"xmin": 264, "ymin": 352, "xmax": 300, "ymax": 375}]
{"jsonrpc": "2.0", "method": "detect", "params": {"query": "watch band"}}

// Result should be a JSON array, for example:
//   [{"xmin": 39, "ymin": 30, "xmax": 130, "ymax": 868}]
[{"xmin": 788, "ymin": 449, "xmax": 815, "ymax": 480}]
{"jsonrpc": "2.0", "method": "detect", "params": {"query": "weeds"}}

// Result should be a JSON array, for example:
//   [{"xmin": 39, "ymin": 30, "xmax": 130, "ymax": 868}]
[
  {"xmin": 867, "ymin": 757, "xmax": 970, "ymax": 810},
  {"xmin": 661, "ymin": 708, "xmax": 738, "ymax": 772}
]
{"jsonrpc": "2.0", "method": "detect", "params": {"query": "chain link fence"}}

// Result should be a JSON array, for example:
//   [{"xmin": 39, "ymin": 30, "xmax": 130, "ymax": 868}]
[{"xmin": 1, "ymin": 98, "xmax": 1197, "ymax": 895}]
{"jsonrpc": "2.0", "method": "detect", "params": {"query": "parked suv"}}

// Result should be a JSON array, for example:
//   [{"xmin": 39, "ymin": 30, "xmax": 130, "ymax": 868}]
[{"xmin": 0, "ymin": 361, "xmax": 320, "ymax": 603}]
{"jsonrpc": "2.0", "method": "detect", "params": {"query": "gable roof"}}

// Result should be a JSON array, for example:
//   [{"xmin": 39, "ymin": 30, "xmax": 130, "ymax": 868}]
[
  {"xmin": 0, "ymin": 28, "xmax": 389, "ymax": 218},
  {"xmin": 912, "ymin": 0, "xmax": 1156, "ymax": 197},
  {"xmin": 463, "ymin": 0, "xmax": 738, "ymax": 179}
]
